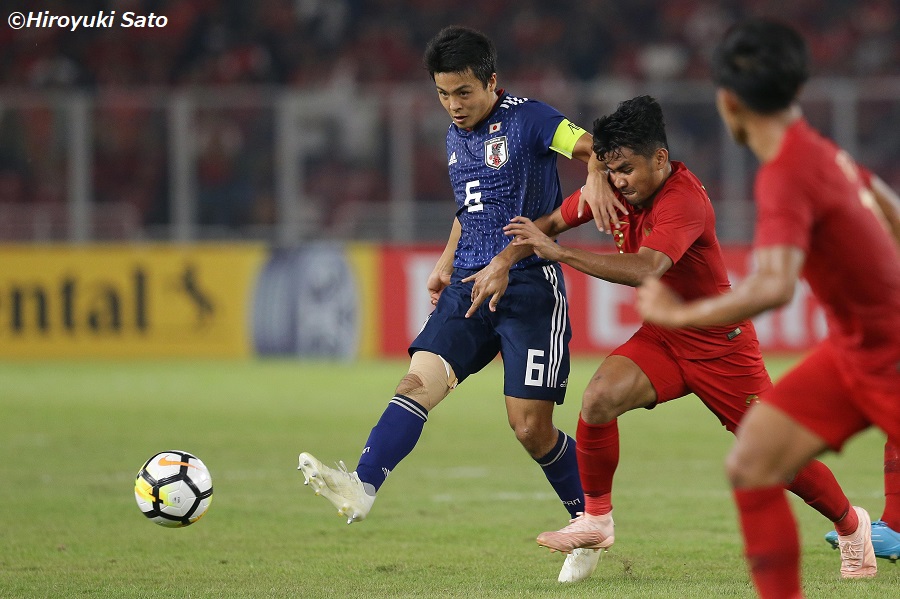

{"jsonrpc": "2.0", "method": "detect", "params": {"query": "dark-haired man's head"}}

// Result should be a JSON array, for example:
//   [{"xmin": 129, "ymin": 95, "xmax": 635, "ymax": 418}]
[
  {"xmin": 711, "ymin": 18, "xmax": 809, "ymax": 114},
  {"xmin": 424, "ymin": 26, "xmax": 499, "ymax": 130},
  {"xmin": 593, "ymin": 96, "xmax": 671, "ymax": 207},
  {"xmin": 424, "ymin": 26, "xmax": 496, "ymax": 86},
  {"xmin": 711, "ymin": 19, "xmax": 809, "ymax": 145}
]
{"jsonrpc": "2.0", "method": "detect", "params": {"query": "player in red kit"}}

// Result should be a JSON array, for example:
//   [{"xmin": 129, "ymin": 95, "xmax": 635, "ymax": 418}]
[
  {"xmin": 472, "ymin": 95, "xmax": 861, "ymax": 580},
  {"xmin": 637, "ymin": 19, "xmax": 900, "ymax": 597},
  {"xmin": 822, "ymin": 165, "xmax": 900, "ymax": 562}
]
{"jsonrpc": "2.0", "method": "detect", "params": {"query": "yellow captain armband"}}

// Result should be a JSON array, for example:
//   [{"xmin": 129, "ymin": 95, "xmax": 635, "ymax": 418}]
[{"xmin": 549, "ymin": 119, "xmax": 588, "ymax": 158}]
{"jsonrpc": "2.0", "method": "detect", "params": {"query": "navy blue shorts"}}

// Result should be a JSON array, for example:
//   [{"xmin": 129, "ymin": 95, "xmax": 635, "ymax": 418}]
[{"xmin": 409, "ymin": 263, "xmax": 571, "ymax": 403}]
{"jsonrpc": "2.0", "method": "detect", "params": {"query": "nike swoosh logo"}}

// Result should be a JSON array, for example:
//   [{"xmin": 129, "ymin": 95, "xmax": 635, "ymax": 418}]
[{"xmin": 158, "ymin": 456, "xmax": 199, "ymax": 469}]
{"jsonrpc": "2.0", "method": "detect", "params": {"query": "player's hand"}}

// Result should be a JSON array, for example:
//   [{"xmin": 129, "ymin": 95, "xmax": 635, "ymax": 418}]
[
  {"xmin": 636, "ymin": 277, "xmax": 686, "ymax": 327},
  {"xmin": 427, "ymin": 266, "xmax": 452, "ymax": 306},
  {"xmin": 504, "ymin": 216, "xmax": 562, "ymax": 261},
  {"xmin": 461, "ymin": 257, "xmax": 510, "ymax": 317},
  {"xmin": 581, "ymin": 172, "xmax": 628, "ymax": 234}
]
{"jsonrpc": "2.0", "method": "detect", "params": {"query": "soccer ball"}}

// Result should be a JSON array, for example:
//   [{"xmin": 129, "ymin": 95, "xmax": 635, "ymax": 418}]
[{"xmin": 134, "ymin": 450, "xmax": 213, "ymax": 528}]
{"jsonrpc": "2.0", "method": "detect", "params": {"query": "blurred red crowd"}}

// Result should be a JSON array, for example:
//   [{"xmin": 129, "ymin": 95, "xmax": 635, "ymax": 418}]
[{"xmin": 0, "ymin": 0, "xmax": 897, "ymax": 235}]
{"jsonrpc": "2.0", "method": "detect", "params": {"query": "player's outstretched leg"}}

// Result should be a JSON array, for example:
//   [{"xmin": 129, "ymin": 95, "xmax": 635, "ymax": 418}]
[
  {"xmin": 297, "ymin": 452, "xmax": 375, "ymax": 524},
  {"xmin": 297, "ymin": 393, "xmax": 430, "ymax": 524},
  {"xmin": 537, "ymin": 512, "xmax": 615, "ymax": 553},
  {"xmin": 826, "ymin": 520, "xmax": 900, "ymax": 563},
  {"xmin": 558, "ymin": 547, "xmax": 602, "ymax": 583}
]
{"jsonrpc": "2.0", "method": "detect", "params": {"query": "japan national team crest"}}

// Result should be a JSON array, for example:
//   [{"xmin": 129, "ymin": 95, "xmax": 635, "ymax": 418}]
[{"xmin": 484, "ymin": 136, "xmax": 508, "ymax": 169}]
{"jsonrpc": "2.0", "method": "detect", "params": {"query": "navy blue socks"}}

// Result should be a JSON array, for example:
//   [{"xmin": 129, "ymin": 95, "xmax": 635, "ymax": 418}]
[
  {"xmin": 536, "ymin": 430, "xmax": 584, "ymax": 517},
  {"xmin": 355, "ymin": 395, "xmax": 428, "ymax": 492},
  {"xmin": 354, "ymin": 395, "xmax": 582, "ymax": 519}
]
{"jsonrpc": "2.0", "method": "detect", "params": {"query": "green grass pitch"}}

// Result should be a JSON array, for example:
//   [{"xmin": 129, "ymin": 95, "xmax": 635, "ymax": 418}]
[{"xmin": 1, "ymin": 356, "xmax": 894, "ymax": 598}]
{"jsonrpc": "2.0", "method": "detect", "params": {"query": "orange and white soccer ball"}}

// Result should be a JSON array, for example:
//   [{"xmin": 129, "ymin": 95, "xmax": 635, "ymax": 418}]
[{"xmin": 134, "ymin": 450, "xmax": 213, "ymax": 527}]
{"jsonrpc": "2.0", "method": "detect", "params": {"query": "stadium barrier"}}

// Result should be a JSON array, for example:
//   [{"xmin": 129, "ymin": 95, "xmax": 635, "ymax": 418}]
[
  {"xmin": 2, "ymin": 79, "xmax": 898, "ymax": 246},
  {"xmin": 0, "ymin": 243, "xmax": 824, "ymax": 359}
]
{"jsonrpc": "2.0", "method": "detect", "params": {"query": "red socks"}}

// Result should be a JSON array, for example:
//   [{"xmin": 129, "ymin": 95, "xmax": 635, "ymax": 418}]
[
  {"xmin": 576, "ymin": 415, "xmax": 618, "ymax": 515},
  {"xmin": 786, "ymin": 459, "xmax": 855, "ymax": 533},
  {"xmin": 733, "ymin": 486, "xmax": 802, "ymax": 599},
  {"xmin": 833, "ymin": 504, "xmax": 860, "ymax": 537},
  {"xmin": 882, "ymin": 439, "xmax": 900, "ymax": 529}
]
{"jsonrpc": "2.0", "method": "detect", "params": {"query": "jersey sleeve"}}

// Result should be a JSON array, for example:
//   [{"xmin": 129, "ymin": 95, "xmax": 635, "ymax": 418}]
[
  {"xmin": 560, "ymin": 188, "xmax": 594, "ymax": 227},
  {"xmin": 753, "ymin": 163, "xmax": 813, "ymax": 252},
  {"xmin": 641, "ymin": 188, "xmax": 705, "ymax": 264},
  {"xmin": 560, "ymin": 186, "xmax": 630, "ymax": 229},
  {"xmin": 519, "ymin": 100, "xmax": 567, "ymax": 155}
]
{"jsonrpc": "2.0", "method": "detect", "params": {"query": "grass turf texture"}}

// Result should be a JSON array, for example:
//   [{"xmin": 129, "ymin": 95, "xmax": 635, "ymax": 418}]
[{"xmin": 0, "ymin": 357, "xmax": 894, "ymax": 598}]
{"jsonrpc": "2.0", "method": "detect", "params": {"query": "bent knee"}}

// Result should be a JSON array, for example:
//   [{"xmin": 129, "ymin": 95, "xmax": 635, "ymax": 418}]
[
  {"xmin": 724, "ymin": 450, "xmax": 750, "ymax": 488},
  {"xmin": 580, "ymin": 385, "xmax": 629, "ymax": 423},
  {"xmin": 509, "ymin": 422, "xmax": 536, "ymax": 446},
  {"xmin": 511, "ymin": 424, "xmax": 555, "ymax": 457},
  {"xmin": 725, "ymin": 446, "xmax": 782, "ymax": 489},
  {"xmin": 507, "ymin": 414, "xmax": 556, "ymax": 456},
  {"xmin": 395, "ymin": 372, "xmax": 441, "ymax": 410},
  {"xmin": 394, "ymin": 351, "xmax": 457, "ymax": 410},
  {"xmin": 395, "ymin": 372, "xmax": 425, "ymax": 397}
]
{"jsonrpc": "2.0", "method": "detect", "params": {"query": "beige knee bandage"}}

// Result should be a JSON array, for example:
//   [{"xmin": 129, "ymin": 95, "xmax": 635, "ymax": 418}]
[{"xmin": 401, "ymin": 351, "xmax": 458, "ymax": 410}]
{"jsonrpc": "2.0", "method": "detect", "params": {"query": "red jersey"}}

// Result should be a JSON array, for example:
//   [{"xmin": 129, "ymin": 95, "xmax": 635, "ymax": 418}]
[
  {"xmin": 561, "ymin": 161, "xmax": 755, "ymax": 359},
  {"xmin": 754, "ymin": 118, "xmax": 900, "ymax": 378}
]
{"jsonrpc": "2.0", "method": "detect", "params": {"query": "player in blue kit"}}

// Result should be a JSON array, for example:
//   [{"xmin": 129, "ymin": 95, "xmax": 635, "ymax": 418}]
[{"xmin": 297, "ymin": 25, "xmax": 610, "ymax": 583}]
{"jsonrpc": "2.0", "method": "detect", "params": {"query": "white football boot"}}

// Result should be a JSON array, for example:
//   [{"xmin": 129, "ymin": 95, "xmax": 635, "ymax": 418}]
[
  {"xmin": 298, "ymin": 452, "xmax": 375, "ymax": 524},
  {"xmin": 558, "ymin": 547, "xmax": 602, "ymax": 582}
]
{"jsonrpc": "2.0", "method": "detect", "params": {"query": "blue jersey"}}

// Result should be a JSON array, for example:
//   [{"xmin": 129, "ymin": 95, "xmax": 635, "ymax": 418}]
[{"xmin": 446, "ymin": 91, "xmax": 571, "ymax": 270}]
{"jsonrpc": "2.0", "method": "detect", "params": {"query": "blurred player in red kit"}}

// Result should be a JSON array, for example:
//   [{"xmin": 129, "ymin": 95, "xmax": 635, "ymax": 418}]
[
  {"xmin": 823, "ymin": 163, "xmax": 900, "ymax": 563},
  {"xmin": 637, "ymin": 18, "xmax": 900, "ymax": 598}
]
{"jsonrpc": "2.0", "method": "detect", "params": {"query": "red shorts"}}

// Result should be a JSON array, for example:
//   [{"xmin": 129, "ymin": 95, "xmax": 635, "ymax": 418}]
[
  {"xmin": 764, "ymin": 339, "xmax": 900, "ymax": 451},
  {"xmin": 611, "ymin": 325, "xmax": 772, "ymax": 433}
]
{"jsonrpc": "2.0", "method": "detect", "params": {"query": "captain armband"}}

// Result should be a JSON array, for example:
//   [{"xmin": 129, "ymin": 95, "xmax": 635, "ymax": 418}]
[{"xmin": 549, "ymin": 119, "xmax": 588, "ymax": 158}]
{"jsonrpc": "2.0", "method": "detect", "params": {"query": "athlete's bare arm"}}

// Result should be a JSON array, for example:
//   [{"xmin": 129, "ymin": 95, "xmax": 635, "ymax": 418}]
[
  {"xmin": 461, "ymin": 236, "xmax": 528, "ymax": 317},
  {"xmin": 581, "ymin": 166, "xmax": 627, "ymax": 236},
  {"xmin": 462, "ymin": 208, "xmax": 572, "ymax": 317},
  {"xmin": 569, "ymin": 129, "xmax": 627, "ymax": 235},
  {"xmin": 506, "ymin": 215, "xmax": 672, "ymax": 287},
  {"xmin": 571, "ymin": 132, "xmax": 594, "ymax": 164},
  {"xmin": 637, "ymin": 245, "xmax": 804, "ymax": 327},
  {"xmin": 428, "ymin": 218, "xmax": 461, "ymax": 305}
]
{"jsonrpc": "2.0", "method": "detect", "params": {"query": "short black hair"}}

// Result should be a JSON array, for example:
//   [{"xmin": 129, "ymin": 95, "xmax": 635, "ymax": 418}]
[
  {"xmin": 423, "ymin": 26, "xmax": 497, "ymax": 87},
  {"xmin": 592, "ymin": 95, "xmax": 668, "ymax": 161},
  {"xmin": 711, "ymin": 18, "xmax": 809, "ymax": 113}
]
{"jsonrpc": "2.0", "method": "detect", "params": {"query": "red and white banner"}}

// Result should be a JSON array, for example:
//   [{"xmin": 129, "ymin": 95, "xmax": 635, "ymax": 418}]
[{"xmin": 377, "ymin": 245, "xmax": 826, "ymax": 356}]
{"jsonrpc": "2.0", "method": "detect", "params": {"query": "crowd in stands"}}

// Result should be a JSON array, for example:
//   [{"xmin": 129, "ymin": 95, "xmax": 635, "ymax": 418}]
[
  {"xmin": 0, "ymin": 0, "xmax": 897, "ymax": 235},
  {"xmin": 3, "ymin": 0, "xmax": 897, "ymax": 87}
]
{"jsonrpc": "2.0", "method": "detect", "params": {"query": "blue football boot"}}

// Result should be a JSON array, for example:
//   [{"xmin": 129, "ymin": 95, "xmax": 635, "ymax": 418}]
[{"xmin": 826, "ymin": 519, "xmax": 900, "ymax": 562}]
